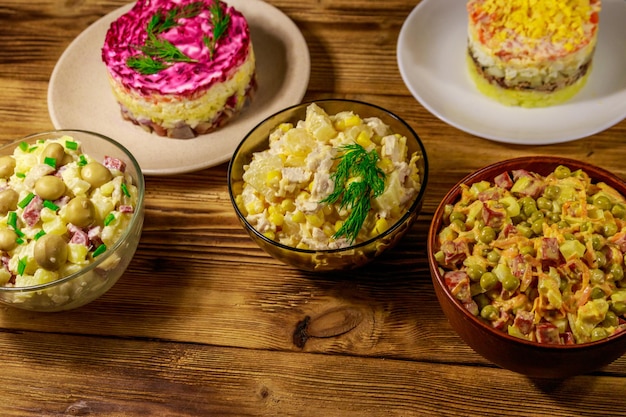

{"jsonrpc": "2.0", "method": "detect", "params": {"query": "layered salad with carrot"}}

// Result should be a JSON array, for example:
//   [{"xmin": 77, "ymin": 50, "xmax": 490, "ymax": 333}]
[{"xmin": 466, "ymin": 0, "xmax": 601, "ymax": 107}]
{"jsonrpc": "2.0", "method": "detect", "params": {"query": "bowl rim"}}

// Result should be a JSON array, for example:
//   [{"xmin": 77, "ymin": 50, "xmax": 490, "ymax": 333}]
[
  {"xmin": 428, "ymin": 155, "xmax": 626, "ymax": 350},
  {"xmin": 228, "ymin": 98, "xmax": 429, "ymax": 254},
  {"xmin": 0, "ymin": 129, "xmax": 145, "ymax": 293}
]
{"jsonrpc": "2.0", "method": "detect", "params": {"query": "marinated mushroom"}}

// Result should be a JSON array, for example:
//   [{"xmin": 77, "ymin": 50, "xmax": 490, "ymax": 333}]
[
  {"xmin": 0, "ymin": 155, "xmax": 15, "ymax": 179},
  {"xmin": 34, "ymin": 234, "xmax": 68, "ymax": 271},
  {"xmin": 35, "ymin": 175, "xmax": 66, "ymax": 201},
  {"xmin": 0, "ymin": 228, "xmax": 17, "ymax": 251},
  {"xmin": 81, "ymin": 161, "xmax": 112, "ymax": 188},
  {"xmin": 64, "ymin": 196, "xmax": 95, "ymax": 227},
  {"xmin": 0, "ymin": 189, "xmax": 19, "ymax": 215},
  {"xmin": 41, "ymin": 142, "xmax": 66, "ymax": 168}
]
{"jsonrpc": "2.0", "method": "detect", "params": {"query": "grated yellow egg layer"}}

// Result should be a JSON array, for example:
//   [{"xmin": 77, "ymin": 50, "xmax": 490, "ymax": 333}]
[{"xmin": 470, "ymin": 0, "xmax": 600, "ymax": 53}]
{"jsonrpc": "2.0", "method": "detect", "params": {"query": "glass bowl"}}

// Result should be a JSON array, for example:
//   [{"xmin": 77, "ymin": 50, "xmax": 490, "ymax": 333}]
[
  {"xmin": 0, "ymin": 130, "xmax": 145, "ymax": 312},
  {"xmin": 428, "ymin": 156, "xmax": 626, "ymax": 378},
  {"xmin": 228, "ymin": 99, "xmax": 429, "ymax": 271}
]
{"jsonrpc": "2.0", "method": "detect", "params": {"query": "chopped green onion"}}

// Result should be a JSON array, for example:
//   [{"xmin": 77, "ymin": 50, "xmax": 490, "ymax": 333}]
[
  {"xmin": 18, "ymin": 142, "xmax": 29, "ymax": 152},
  {"xmin": 18, "ymin": 193, "xmax": 35, "ymax": 209},
  {"xmin": 65, "ymin": 140, "xmax": 78, "ymax": 150},
  {"xmin": 121, "ymin": 183, "xmax": 130, "ymax": 197},
  {"xmin": 16, "ymin": 237, "xmax": 24, "ymax": 245},
  {"xmin": 34, "ymin": 230, "xmax": 46, "ymax": 240},
  {"xmin": 43, "ymin": 200, "xmax": 59, "ymax": 211},
  {"xmin": 17, "ymin": 257, "xmax": 27, "ymax": 276},
  {"xmin": 7, "ymin": 212, "xmax": 17, "ymax": 229},
  {"xmin": 92, "ymin": 244, "xmax": 107, "ymax": 258},
  {"xmin": 104, "ymin": 213, "xmax": 116, "ymax": 226},
  {"xmin": 43, "ymin": 156, "xmax": 57, "ymax": 168},
  {"xmin": 78, "ymin": 155, "xmax": 88, "ymax": 166},
  {"xmin": 15, "ymin": 172, "xmax": 25, "ymax": 179}
]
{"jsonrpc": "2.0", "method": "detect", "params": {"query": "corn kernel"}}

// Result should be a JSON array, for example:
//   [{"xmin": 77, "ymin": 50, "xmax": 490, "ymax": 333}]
[
  {"xmin": 245, "ymin": 200, "xmax": 265, "ymax": 215},
  {"xmin": 305, "ymin": 212, "xmax": 325, "ymax": 228},
  {"xmin": 322, "ymin": 223, "xmax": 336, "ymax": 237},
  {"xmin": 279, "ymin": 123, "xmax": 293, "ymax": 132},
  {"xmin": 377, "ymin": 157, "xmax": 394, "ymax": 173},
  {"xmin": 296, "ymin": 242, "xmax": 310, "ymax": 250},
  {"xmin": 268, "ymin": 207, "xmax": 284, "ymax": 227},
  {"xmin": 334, "ymin": 220, "xmax": 344, "ymax": 233},
  {"xmin": 281, "ymin": 199, "xmax": 296, "ymax": 213},
  {"xmin": 334, "ymin": 114, "xmax": 362, "ymax": 131},
  {"xmin": 292, "ymin": 210, "xmax": 306, "ymax": 224},
  {"xmin": 266, "ymin": 170, "xmax": 282, "ymax": 187},
  {"xmin": 263, "ymin": 230, "xmax": 276, "ymax": 241},
  {"xmin": 355, "ymin": 131, "xmax": 373, "ymax": 148},
  {"xmin": 371, "ymin": 218, "xmax": 389, "ymax": 236}
]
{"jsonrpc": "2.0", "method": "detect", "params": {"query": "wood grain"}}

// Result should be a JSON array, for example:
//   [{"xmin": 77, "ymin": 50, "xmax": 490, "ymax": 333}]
[{"xmin": 1, "ymin": 0, "xmax": 626, "ymax": 416}]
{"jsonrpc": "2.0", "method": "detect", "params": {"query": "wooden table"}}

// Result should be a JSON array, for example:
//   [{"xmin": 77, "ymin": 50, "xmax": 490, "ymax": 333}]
[{"xmin": 1, "ymin": 1, "xmax": 625, "ymax": 415}]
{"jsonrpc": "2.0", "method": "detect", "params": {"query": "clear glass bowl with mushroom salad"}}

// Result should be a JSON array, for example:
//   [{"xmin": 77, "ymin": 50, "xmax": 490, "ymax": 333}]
[{"xmin": 0, "ymin": 131, "xmax": 144, "ymax": 311}]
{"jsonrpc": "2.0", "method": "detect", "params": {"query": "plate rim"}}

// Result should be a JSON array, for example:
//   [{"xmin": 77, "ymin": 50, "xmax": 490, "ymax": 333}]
[{"xmin": 48, "ymin": 0, "xmax": 310, "ymax": 175}]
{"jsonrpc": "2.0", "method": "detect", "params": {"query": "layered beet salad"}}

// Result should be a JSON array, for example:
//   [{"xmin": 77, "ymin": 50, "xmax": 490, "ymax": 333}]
[{"xmin": 102, "ymin": 0, "xmax": 257, "ymax": 139}]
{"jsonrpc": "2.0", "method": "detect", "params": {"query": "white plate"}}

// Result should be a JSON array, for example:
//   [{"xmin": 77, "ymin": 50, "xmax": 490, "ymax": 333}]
[
  {"xmin": 397, "ymin": 0, "xmax": 626, "ymax": 145},
  {"xmin": 48, "ymin": 0, "xmax": 310, "ymax": 175}
]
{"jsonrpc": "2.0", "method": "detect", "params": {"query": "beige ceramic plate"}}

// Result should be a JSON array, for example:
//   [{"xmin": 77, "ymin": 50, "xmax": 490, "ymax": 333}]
[{"xmin": 48, "ymin": 0, "xmax": 310, "ymax": 175}]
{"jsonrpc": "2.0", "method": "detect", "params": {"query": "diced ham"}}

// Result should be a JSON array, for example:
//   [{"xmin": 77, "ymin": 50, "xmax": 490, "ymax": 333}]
[
  {"xmin": 513, "ymin": 310, "xmax": 535, "ymax": 335},
  {"xmin": 104, "ymin": 156, "xmax": 126, "ymax": 172},
  {"xmin": 510, "ymin": 254, "xmax": 527, "ymax": 278},
  {"xmin": 535, "ymin": 323, "xmax": 562, "ymax": 344},
  {"xmin": 440, "ymin": 240, "xmax": 469, "ymax": 265},
  {"xmin": 482, "ymin": 202, "xmax": 506, "ymax": 229},
  {"xmin": 22, "ymin": 196, "xmax": 43, "ymax": 227},
  {"xmin": 444, "ymin": 271, "xmax": 478, "ymax": 315},
  {"xmin": 70, "ymin": 228, "xmax": 90, "ymax": 246},
  {"xmin": 492, "ymin": 310, "xmax": 510, "ymax": 331},
  {"xmin": 494, "ymin": 172, "xmax": 513, "ymax": 189},
  {"xmin": 540, "ymin": 237, "xmax": 561, "ymax": 262},
  {"xmin": 119, "ymin": 205, "xmax": 134, "ymax": 213}
]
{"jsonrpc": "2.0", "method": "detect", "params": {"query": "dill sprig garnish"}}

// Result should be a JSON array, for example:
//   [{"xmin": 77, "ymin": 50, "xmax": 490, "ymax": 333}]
[
  {"xmin": 203, "ymin": 1, "xmax": 231, "ymax": 60},
  {"xmin": 127, "ymin": 2, "xmax": 205, "ymax": 75},
  {"xmin": 321, "ymin": 143, "xmax": 386, "ymax": 244}
]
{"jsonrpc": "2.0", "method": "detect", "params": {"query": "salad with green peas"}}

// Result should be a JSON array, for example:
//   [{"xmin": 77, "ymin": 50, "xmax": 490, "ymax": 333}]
[{"xmin": 435, "ymin": 164, "xmax": 626, "ymax": 345}]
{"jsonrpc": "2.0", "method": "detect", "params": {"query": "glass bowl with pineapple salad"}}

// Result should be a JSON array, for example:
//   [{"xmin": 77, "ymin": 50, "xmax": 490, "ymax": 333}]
[
  {"xmin": 228, "ymin": 99, "xmax": 428, "ymax": 271},
  {"xmin": 0, "ymin": 130, "xmax": 144, "ymax": 311}
]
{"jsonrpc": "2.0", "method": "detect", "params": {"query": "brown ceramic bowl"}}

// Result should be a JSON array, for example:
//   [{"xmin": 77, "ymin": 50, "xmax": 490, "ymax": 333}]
[
  {"xmin": 228, "ymin": 99, "xmax": 428, "ymax": 271},
  {"xmin": 428, "ymin": 156, "xmax": 626, "ymax": 378}
]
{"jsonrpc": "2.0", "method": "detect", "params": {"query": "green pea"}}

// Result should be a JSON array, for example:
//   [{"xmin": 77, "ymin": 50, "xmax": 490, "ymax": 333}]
[
  {"xmin": 467, "ymin": 265, "xmax": 485, "ymax": 282},
  {"xmin": 563, "ymin": 233, "xmax": 576, "ymax": 241},
  {"xmin": 547, "ymin": 212, "xmax": 561, "ymax": 224},
  {"xmin": 557, "ymin": 221, "xmax": 570, "ymax": 229},
  {"xmin": 522, "ymin": 201, "xmax": 538, "ymax": 218},
  {"xmin": 591, "ymin": 234, "xmax": 605, "ymax": 251},
  {"xmin": 517, "ymin": 224, "xmax": 533, "ymax": 238},
  {"xmin": 502, "ymin": 275, "xmax": 520, "ymax": 292},
  {"xmin": 531, "ymin": 219, "xmax": 545, "ymax": 235},
  {"xmin": 449, "ymin": 211, "xmax": 466, "ymax": 223},
  {"xmin": 603, "ymin": 311, "xmax": 619, "ymax": 327},
  {"xmin": 580, "ymin": 222, "xmax": 593, "ymax": 233},
  {"xmin": 611, "ymin": 301, "xmax": 626, "ymax": 315},
  {"xmin": 591, "ymin": 327, "xmax": 609, "ymax": 341},
  {"xmin": 610, "ymin": 263, "xmax": 624, "ymax": 281},
  {"xmin": 451, "ymin": 219, "xmax": 466, "ymax": 231},
  {"xmin": 520, "ymin": 245, "xmax": 535, "ymax": 257},
  {"xmin": 603, "ymin": 222, "xmax": 618, "ymax": 238},
  {"xmin": 612, "ymin": 203, "xmax": 626, "ymax": 220},
  {"xmin": 537, "ymin": 196, "xmax": 552, "ymax": 211},
  {"xmin": 554, "ymin": 165, "xmax": 571, "ymax": 179},
  {"xmin": 544, "ymin": 185, "xmax": 561, "ymax": 200},
  {"xmin": 480, "ymin": 304, "xmax": 499, "ymax": 321},
  {"xmin": 480, "ymin": 272, "xmax": 498, "ymax": 291},
  {"xmin": 594, "ymin": 195, "xmax": 612, "ymax": 211},
  {"xmin": 529, "ymin": 210, "xmax": 544, "ymax": 223},
  {"xmin": 595, "ymin": 251, "xmax": 607, "ymax": 268},
  {"xmin": 590, "ymin": 268, "xmax": 605, "ymax": 285},
  {"xmin": 474, "ymin": 293, "xmax": 491, "ymax": 310},
  {"xmin": 479, "ymin": 226, "xmax": 496, "ymax": 244},
  {"xmin": 487, "ymin": 250, "xmax": 500, "ymax": 264},
  {"xmin": 591, "ymin": 287, "xmax": 605, "ymax": 299}
]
